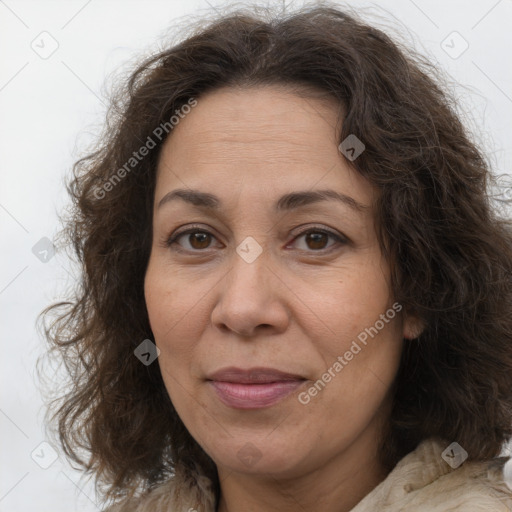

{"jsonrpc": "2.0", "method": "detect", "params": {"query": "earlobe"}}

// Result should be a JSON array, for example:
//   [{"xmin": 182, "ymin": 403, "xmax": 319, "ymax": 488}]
[{"xmin": 403, "ymin": 314, "xmax": 425, "ymax": 340}]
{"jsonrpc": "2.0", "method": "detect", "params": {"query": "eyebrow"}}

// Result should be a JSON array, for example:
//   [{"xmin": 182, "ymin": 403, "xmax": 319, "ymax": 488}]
[{"xmin": 157, "ymin": 188, "xmax": 368, "ymax": 213}]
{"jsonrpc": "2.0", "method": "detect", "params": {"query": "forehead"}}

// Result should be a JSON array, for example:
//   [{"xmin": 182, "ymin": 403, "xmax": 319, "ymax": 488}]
[{"xmin": 155, "ymin": 85, "xmax": 374, "ymax": 209}]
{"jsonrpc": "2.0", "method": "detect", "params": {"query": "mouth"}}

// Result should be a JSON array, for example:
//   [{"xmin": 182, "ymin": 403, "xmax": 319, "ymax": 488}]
[{"xmin": 206, "ymin": 367, "xmax": 307, "ymax": 409}]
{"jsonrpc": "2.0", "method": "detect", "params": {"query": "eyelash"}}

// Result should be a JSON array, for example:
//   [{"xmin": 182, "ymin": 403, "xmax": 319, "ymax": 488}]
[{"xmin": 163, "ymin": 224, "xmax": 348, "ymax": 254}]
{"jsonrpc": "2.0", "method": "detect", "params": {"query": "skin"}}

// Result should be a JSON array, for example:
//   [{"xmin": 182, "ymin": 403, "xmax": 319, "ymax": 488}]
[{"xmin": 144, "ymin": 85, "xmax": 423, "ymax": 512}]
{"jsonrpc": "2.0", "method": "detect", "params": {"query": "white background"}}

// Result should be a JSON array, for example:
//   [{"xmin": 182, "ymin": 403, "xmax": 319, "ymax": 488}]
[{"xmin": 1, "ymin": 0, "xmax": 511, "ymax": 510}]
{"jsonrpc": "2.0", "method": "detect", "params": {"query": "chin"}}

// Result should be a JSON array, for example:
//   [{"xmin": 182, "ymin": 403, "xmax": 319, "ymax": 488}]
[{"xmin": 206, "ymin": 435, "xmax": 310, "ymax": 477}]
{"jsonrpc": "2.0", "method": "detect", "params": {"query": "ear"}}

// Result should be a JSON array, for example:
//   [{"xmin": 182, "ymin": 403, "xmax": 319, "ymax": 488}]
[{"xmin": 402, "ymin": 313, "xmax": 425, "ymax": 340}]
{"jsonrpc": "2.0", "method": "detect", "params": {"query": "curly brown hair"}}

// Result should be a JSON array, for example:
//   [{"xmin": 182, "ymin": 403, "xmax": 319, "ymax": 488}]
[{"xmin": 37, "ymin": 3, "xmax": 512, "ymax": 507}]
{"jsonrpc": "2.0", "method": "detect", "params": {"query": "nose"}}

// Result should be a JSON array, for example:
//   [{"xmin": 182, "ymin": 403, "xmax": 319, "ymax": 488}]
[{"xmin": 210, "ymin": 249, "xmax": 290, "ymax": 338}]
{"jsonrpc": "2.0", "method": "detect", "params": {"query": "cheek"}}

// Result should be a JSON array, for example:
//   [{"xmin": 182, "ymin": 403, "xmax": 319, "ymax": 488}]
[
  {"xmin": 310, "ymin": 259, "xmax": 393, "ymax": 339},
  {"xmin": 144, "ymin": 264, "xmax": 211, "ymax": 385},
  {"xmin": 144, "ymin": 286, "xmax": 196, "ymax": 415},
  {"xmin": 308, "ymin": 259, "xmax": 402, "ymax": 396},
  {"xmin": 145, "ymin": 261, "xmax": 201, "ymax": 338},
  {"xmin": 318, "ymin": 273, "xmax": 403, "ymax": 395}
]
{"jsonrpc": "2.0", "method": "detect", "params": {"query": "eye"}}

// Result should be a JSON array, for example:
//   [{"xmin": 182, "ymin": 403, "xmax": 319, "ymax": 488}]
[
  {"xmin": 165, "ymin": 226, "xmax": 221, "ymax": 252},
  {"xmin": 289, "ymin": 227, "xmax": 347, "ymax": 252},
  {"xmin": 163, "ymin": 224, "xmax": 348, "ymax": 254}
]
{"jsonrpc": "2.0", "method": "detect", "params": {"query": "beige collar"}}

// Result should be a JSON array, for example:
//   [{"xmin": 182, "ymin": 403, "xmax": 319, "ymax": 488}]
[{"xmin": 107, "ymin": 437, "xmax": 512, "ymax": 511}]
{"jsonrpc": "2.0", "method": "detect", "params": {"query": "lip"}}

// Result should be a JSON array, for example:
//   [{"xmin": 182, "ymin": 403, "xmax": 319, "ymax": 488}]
[
  {"xmin": 206, "ymin": 367, "xmax": 306, "ymax": 409},
  {"xmin": 207, "ymin": 366, "xmax": 305, "ymax": 383}
]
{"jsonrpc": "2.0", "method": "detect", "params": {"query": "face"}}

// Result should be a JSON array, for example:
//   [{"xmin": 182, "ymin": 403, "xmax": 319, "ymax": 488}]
[{"xmin": 144, "ymin": 85, "xmax": 418, "ymax": 480}]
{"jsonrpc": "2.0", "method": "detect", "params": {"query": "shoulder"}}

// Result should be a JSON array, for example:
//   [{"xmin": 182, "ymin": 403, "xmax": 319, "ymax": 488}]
[
  {"xmin": 102, "ymin": 438, "xmax": 512, "ymax": 512},
  {"xmin": 351, "ymin": 437, "xmax": 512, "ymax": 512}
]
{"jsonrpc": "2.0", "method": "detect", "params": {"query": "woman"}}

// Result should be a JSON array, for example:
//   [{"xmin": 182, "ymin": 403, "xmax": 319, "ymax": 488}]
[{"xmin": 39, "ymin": 4, "xmax": 512, "ymax": 511}]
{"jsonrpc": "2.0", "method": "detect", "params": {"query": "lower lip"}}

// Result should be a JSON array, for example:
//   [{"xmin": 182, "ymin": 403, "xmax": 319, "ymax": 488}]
[{"xmin": 209, "ymin": 380, "xmax": 305, "ymax": 409}]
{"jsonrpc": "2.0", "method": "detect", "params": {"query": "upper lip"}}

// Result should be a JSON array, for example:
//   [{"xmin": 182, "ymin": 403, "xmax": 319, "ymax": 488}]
[{"xmin": 206, "ymin": 367, "xmax": 306, "ymax": 383}]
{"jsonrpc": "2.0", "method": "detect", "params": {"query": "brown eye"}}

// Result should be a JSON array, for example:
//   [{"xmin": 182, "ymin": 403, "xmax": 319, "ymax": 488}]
[
  {"xmin": 187, "ymin": 232, "xmax": 212, "ymax": 250},
  {"xmin": 305, "ymin": 232, "xmax": 329, "ymax": 250},
  {"xmin": 291, "ymin": 228, "xmax": 346, "ymax": 252},
  {"xmin": 165, "ymin": 228, "xmax": 220, "ymax": 252}
]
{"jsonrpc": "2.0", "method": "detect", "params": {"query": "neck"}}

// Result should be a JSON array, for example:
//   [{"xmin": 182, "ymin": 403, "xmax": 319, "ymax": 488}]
[{"xmin": 215, "ymin": 426, "xmax": 389, "ymax": 512}]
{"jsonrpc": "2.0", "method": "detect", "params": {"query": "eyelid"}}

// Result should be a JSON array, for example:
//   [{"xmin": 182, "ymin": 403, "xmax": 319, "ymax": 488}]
[
  {"xmin": 163, "ymin": 224, "xmax": 223, "ymax": 251},
  {"xmin": 288, "ymin": 223, "xmax": 347, "ymax": 241},
  {"xmin": 286, "ymin": 224, "xmax": 348, "ymax": 252},
  {"xmin": 163, "ymin": 223, "xmax": 349, "ymax": 252}
]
